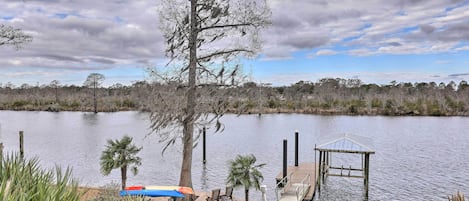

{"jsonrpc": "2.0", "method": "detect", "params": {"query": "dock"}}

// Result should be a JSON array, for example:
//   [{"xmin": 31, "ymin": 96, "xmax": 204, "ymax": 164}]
[{"xmin": 275, "ymin": 163, "xmax": 318, "ymax": 201}]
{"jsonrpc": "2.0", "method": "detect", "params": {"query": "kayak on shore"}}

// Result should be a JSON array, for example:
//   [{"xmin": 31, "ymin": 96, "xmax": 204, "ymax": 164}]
[{"xmin": 121, "ymin": 185, "xmax": 194, "ymax": 197}]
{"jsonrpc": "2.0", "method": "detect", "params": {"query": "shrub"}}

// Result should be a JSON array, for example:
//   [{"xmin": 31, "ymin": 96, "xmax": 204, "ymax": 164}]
[{"xmin": 0, "ymin": 153, "xmax": 81, "ymax": 201}]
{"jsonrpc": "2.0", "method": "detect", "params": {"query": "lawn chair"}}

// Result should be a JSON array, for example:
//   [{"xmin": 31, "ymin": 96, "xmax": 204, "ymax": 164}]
[
  {"xmin": 190, "ymin": 194, "xmax": 200, "ymax": 201},
  {"xmin": 220, "ymin": 186, "xmax": 233, "ymax": 201},
  {"xmin": 206, "ymin": 188, "xmax": 221, "ymax": 201}
]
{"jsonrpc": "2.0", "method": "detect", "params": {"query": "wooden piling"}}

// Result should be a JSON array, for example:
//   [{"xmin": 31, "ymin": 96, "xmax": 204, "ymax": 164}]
[
  {"xmin": 202, "ymin": 127, "xmax": 206, "ymax": 164},
  {"xmin": 0, "ymin": 142, "xmax": 3, "ymax": 159},
  {"xmin": 318, "ymin": 150, "xmax": 322, "ymax": 194},
  {"xmin": 295, "ymin": 131, "xmax": 299, "ymax": 167},
  {"xmin": 364, "ymin": 153, "xmax": 370, "ymax": 200},
  {"xmin": 283, "ymin": 139, "xmax": 287, "ymax": 179},
  {"xmin": 19, "ymin": 131, "xmax": 24, "ymax": 159}
]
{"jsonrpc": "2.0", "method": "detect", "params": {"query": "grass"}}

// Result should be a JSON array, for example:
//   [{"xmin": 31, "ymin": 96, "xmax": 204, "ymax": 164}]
[{"xmin": 449, "ymin": 191, "xmax": 465, "ymax": 201}]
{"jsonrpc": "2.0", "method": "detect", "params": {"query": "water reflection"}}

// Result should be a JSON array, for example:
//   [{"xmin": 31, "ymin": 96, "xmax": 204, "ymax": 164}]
[
  {"xmin": 82, "ymin": 113, "xmax": 99, "ymax": 126},
  {"xmin": 200, "ymin": 164, "xmax": 208, "ymax": 191}
]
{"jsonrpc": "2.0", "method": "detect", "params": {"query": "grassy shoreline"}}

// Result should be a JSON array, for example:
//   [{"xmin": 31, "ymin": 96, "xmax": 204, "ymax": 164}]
[{"xmin": 2, "ymin": 107, "xmax": 469, "ymax": 117}]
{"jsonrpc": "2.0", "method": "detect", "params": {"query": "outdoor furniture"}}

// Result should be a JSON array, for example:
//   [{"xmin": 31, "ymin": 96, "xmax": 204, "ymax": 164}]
[
  {"xmin": 190, "ymin": 194, "xmax": 200, "ymax": 201},
  {"xmin": 169, "ymin": 194, "xmax": 199, "ymax": 201},
  {"xmin": 220, "ymin": 186, "xmax": 233, "ymax": 201},
  {"xmin": 206, "ymin": 188, "xmax": 221, "ymax": 201}
]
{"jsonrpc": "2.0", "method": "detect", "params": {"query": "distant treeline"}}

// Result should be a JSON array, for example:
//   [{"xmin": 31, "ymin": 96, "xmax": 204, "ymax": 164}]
[{"xmin": 1, "ymin": 78, "xmax": 469, "ymax": 116}]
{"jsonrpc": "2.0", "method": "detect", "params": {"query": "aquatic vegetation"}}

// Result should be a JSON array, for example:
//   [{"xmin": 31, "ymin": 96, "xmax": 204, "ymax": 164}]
[{"xmin": 448, "ymin": 191, "xmax": 465, "ymax": 201}]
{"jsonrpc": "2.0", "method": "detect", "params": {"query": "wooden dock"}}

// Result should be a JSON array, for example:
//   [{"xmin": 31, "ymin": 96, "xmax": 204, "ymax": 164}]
[{"xmin": 275, "ymin": 163, "xmax": 318, "ymax": 201}]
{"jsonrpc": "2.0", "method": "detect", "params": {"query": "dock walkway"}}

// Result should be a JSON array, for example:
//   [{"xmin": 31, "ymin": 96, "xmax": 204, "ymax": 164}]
[{"xmin": 275, "ymin": 163, "xmax": 318, "ymax": 201}]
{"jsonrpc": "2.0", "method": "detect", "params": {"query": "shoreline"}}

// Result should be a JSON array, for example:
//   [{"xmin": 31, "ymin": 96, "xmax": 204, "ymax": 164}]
[{"xmin": 1, "ymin": 108, "xmax": 469, "ymax": 117}]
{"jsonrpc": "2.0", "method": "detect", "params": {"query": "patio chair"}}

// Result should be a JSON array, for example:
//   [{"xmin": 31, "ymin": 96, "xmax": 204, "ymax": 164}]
[
  {"xmin": 206, "ymin": 188, "xmax": 221, "ymax": 201},
  {"xmin": 220, "ymin": 186, "xmax": 233, "ymax": 201}
]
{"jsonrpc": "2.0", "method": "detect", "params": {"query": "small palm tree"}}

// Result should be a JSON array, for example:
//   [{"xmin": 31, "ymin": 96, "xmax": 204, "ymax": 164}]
[
  {"xmin": 226, "ymin": 154, "xmax": 266, "ymax": 201},
  {"xmin": 100, "ymin": 135, "xmax": 142, "ymax": 190}
]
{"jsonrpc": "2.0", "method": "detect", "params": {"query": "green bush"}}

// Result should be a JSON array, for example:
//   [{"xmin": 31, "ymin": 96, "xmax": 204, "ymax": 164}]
[
  {"xmin": 371, "ymin": 99, "xmax": 382, "ymax": 108},
  {"xmin": 0, "ymin": 153, "xmax": 81, "ymax": 201},
  {"xmin": 12, "ymin": 100, "xmax": 30, "ymax": 108}
]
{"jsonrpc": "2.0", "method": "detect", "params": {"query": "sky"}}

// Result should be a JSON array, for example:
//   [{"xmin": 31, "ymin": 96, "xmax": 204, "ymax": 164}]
[{"xmin": 1, "ymin": 0, "xmax": 469, "ymax": 87}]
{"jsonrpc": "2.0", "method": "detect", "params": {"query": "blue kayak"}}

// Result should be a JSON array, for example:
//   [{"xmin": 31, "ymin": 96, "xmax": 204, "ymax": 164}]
[{"xmin": 120, "ymin": 189, "xmax": 184, "ymax": 198}]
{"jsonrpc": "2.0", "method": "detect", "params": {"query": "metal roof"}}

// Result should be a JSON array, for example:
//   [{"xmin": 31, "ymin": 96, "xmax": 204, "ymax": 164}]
[{"xmin": 315, "ymin": 134, "xmax": 375, "ymax": 154}]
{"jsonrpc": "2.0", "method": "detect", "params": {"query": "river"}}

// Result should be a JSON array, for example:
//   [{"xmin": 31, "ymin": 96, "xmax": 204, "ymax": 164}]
[{"xmin": 0, "ymin": 111, "xmax": 468, "ymax": 200}]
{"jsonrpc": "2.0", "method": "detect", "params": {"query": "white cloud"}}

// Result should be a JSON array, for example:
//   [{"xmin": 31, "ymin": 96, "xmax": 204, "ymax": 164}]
[
  {"xmin": 9, "ymin": 59, "xmax": 22, "ymax": 65},
  {"xmin": 315, "ymin": 49, "xmax": 338, "ymax": 56},
  {"xmin": 455, "ymin": 46, "xmax": 469, "ymax": 51},
  {"xmin": 348, "ymin": 48, "xmax": 374, "ymax": 56}
]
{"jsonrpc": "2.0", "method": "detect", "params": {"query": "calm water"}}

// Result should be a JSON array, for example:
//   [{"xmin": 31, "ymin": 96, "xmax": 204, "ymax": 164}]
[{"xmin": 0, "ymin": 111, "xmax": 468, "ymax": 201}]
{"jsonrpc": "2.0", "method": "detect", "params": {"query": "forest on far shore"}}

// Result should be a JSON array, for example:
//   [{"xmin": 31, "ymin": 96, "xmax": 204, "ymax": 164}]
[{"xmin": 1, "ymin": 78, "xmax": 469, "ymax": 116}]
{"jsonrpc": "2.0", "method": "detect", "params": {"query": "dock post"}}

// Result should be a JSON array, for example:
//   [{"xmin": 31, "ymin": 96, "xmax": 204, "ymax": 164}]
[
  {"xmin": 19, "ymin": 131, "xmax": 24, "ymax": 159},
  {"xmin": 294, "ymin": 130, "xmax": 299, "ymax": 167},
  {"xmin": 364, "ymin": 153, "xmax": 370, "ymax": 200},
  {"xmin": 318, "ymin": 150, "xmax": 322, "ymax": 195},
  {"xmin": 322, "ymin": 151, "xmax": 328, "ymax": 183},
  {"xmin": 283, "ymin": 139, "xmax": 287, "ymax": 180},
  {"xmin": 202, "ymin": 127, "xmax": 206, "ymax": 164},
  {"xmin": 0, "ymin": 143, "xmax": 3, "ymax": 159}
]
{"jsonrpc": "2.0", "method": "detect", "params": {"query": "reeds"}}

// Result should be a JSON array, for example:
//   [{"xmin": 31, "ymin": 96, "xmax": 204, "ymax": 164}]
[
  {"xmin": 0, "ymin": 153, "xmax": 81, "ymax": 201},
  {"xmin": 449, "ymin": 191, "xmax": 465, "ymax": 201}
]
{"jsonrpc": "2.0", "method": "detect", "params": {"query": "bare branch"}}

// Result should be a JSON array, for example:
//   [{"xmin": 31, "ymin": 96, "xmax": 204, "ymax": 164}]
[
  {"xmin": 199, "ymin": 23, "xmax": 254, "ymax": 32},
  {"xmin": 198, "ymin": 49, "xmax": 254, "ymax": 62}
]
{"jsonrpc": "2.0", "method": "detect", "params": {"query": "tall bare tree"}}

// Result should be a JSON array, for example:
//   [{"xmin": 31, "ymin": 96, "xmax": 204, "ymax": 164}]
[
  {"xmin": 152, "ymin": 0, "xmax": 270, "ymax": 190},
  {"xmin": 84, "ymin": 73, "xmax": 105, "ymax": 113},
  {"xmin": 0, "ymin": 24, "xmax": 32, "ymax": 49},
  {"xmin": 50, "ymin": 80, "xmax": 60, "ymax": 103}
]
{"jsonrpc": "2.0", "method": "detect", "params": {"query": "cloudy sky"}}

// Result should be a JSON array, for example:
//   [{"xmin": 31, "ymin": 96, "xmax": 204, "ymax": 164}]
[{"xmin": 1, "ymin": 0, "xmax": 469, "ymax": 86}]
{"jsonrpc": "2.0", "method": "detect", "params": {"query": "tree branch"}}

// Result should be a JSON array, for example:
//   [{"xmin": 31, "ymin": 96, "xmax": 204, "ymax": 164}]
[
  {"xmin": 199, "ymin": 23, "xmax": 254, "ymax": 32},
  {"xmin": 198, "ymin": 49, "xmax": 253, "ymax": 62}
]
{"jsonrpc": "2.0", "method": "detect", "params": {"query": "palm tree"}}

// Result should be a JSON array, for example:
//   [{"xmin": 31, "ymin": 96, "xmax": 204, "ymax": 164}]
[
  {"xmin": 226, "ymin": 154, "xmax": 266, "ymax": 201},
  {"xmin": 100, "ymin": 135, "xmax": 142, "ymax": 190}
]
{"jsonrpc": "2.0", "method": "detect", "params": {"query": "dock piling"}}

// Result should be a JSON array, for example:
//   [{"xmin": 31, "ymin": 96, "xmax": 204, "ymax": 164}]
[
  {"xmin": 0, "ymin": 143, "xmax": 3, "ymax": 159},
  {"xmin": 19, "ymin": 131, "xmax": 24, "ymax": 159},
  {"xmin": 283, "ymin": 139, "xmax": 287, "ymax": 180},
  {"xmin": 295, "ymin": 130, "xmax": 299, "ymax": 167},
  {"xmin": 202, "ymin": 127, "xmax": 206, "ymax": 164}
]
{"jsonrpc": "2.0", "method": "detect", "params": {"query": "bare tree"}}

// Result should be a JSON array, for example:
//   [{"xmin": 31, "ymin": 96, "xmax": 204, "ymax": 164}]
[
  {"xmin": 151, "ymin": 0, "xmax": 270, "ymax": 189},
  {"xmin": 50, "ymin": 80, "xmax": 60, "ymax": 103},
  {"xmin": 0, "ymin": 24, "xmax": 32, "ymax": 49},
  {"xmin": 84, "ymin": 73, "xmax": 105, "ymax": 113}
]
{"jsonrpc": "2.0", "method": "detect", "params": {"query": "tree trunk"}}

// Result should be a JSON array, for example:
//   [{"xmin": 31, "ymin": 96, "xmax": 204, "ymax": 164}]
[
  {"xmin": 93, "ymin": 82, "xmax": 97, "ymax": 113},
  {"xmin": 245, "ymin": 188, "xmax": 249, "ymax": 201},
  {"xmin": 121, "ymin": 166, "xmax": 127, "ymax": 190},
  {"xmin": 55, "ymin": 87, "xmax": 58, "ymax": 103},
  {"xmin": 179, "ymin": 0, "xmax": 197, "ymax": 193}
]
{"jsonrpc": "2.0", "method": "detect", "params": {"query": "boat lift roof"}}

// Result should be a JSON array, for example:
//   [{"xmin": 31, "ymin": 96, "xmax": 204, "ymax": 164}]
[{"xmin": 315, "ymin": 133, "xmax": 375, "ymax": 154}]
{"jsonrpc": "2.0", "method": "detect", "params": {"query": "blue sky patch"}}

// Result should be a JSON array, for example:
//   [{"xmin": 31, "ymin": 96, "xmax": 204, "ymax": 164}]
[
  {"xmin": 54, "ymin": 13, "xmax": 69, "ymax": 19},
  {"xmin": 2, "ymin": 16, "xmax": 14, "ymax": 20}
]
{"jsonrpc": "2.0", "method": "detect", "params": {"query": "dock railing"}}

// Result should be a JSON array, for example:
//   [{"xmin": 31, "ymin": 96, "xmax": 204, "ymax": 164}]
[
  {"xmin": 275, "ymin": 172, "xmax": 294, "ymax": 201},
  {"xmin": 296, "ymin": 173, "xmax": 311, "ymax": 201}
]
